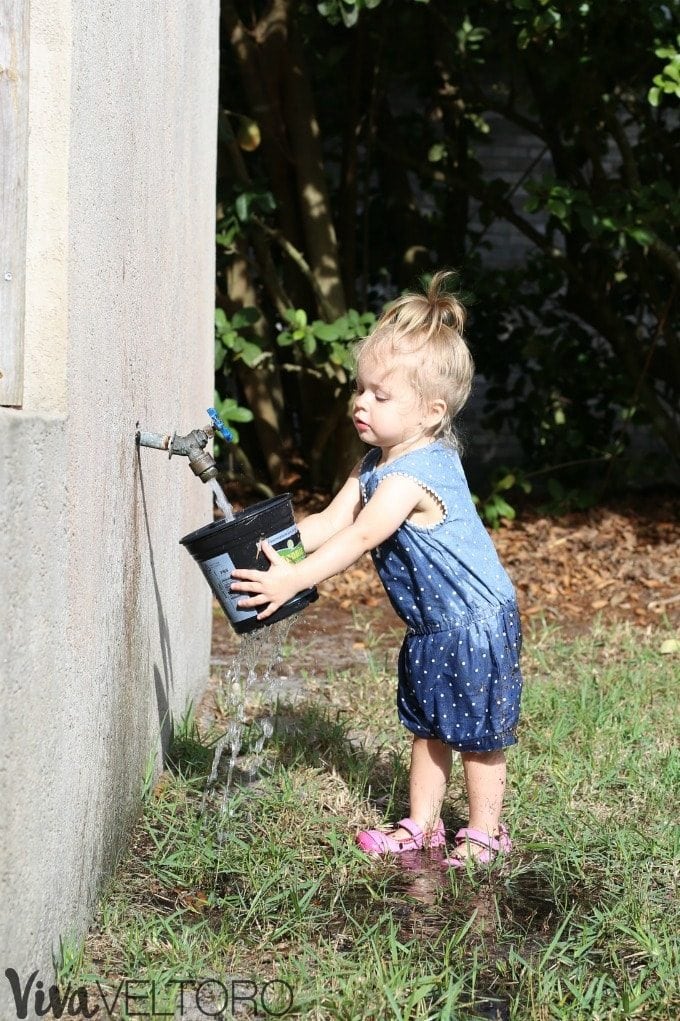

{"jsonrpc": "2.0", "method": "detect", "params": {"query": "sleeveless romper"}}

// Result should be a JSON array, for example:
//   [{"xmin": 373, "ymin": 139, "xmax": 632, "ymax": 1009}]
[{"xmin": 359, "ymin": 440, "xmax": 523, "ymax": 752}]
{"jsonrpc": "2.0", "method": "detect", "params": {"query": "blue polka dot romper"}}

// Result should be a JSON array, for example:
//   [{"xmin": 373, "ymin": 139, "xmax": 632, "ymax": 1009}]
[{"xmin": 359, "ymin": 440, "xmax": 523, "ymax": 752}]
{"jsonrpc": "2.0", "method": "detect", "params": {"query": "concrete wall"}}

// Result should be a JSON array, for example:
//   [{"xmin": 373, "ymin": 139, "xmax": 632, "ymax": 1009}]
[{"xmin": 0, "ymin": 0, "xmax": 219, "ymax": 1014}]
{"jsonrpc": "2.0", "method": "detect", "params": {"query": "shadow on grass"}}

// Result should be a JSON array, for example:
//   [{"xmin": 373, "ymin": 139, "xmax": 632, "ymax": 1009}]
[
  {"xmin": 141, "ymin": 705, "xmax": 601, "ymax": 1020},
  {"xmin": 167, "ymin": 702, "xmax": 575, "ymax": 904},
  {"xmin": 167, "ymin": 702, "xmax": 578, "ymax": 923},
  {"xmin": 165, "ymin": 720, "xmax": 215, "ymax": 777}
]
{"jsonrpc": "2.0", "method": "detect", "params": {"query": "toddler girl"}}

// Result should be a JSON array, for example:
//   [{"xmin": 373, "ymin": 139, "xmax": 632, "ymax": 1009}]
[{"xmin": 231, "ymin": 272, "xmax": 523, "ymax": 867}]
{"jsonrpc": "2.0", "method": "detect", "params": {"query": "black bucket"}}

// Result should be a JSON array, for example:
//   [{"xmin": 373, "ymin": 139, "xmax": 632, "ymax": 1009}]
[{"xmin": 180, "ymin": 494, "xmax": 318, "ymax": 634}]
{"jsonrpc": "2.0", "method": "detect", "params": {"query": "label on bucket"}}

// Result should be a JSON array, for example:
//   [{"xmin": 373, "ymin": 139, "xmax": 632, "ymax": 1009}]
[
  {"xmin": 200, "ymin": 524, "xmax": 307, "ymax": 625},
  {"xmin": 267, "ymin": 524, "xmax": 306, "ymax": 564},
  {"xmin": 200, "ymin": 551, "xmax": 257, "ymax": 624}
]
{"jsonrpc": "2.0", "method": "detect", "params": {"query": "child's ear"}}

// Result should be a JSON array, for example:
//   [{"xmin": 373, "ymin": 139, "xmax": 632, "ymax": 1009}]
[{"xmin": 427, "ymin": 398, "xmax": 447, "ymax": 427}]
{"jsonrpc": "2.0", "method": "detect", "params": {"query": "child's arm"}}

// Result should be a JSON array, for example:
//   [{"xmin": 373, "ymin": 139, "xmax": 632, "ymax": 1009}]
[
  {"xmin": 231, "ymin": 474, "xmax": 424, "ymax": 619},
  {"xmin": 296, "ymin": 463, "xmax": 362, "ymax": 553}
]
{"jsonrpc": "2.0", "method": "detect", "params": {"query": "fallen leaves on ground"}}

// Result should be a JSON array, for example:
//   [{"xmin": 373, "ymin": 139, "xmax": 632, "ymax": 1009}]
[{"xmin": 312, "ymin": 494, "xmax": 680, "ymax": 632}]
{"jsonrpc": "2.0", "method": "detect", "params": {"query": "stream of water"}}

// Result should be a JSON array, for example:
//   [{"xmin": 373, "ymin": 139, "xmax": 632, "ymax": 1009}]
[
  {"xmin": 210, "ymin": 478, "xmax": 234, "ymax": 522},
  {"xmin": 203, "ymin": 480, "xmax": 295, "ymax": 837},
  {"xmin": 202, "ymin": 618, "xmax": 294, "ymax": 839}
]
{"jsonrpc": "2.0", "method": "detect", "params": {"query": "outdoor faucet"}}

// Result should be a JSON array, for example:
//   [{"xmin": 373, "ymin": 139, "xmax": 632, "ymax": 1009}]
[{"xmin": 135, "ymin": 408, "xmax": 233, "ymax": 483}]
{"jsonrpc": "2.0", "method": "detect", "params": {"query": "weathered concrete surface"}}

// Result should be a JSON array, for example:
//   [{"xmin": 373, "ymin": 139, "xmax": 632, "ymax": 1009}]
[{"xmin": 0, "ymin": 1, "xmax": 219, "ymax": 1015}]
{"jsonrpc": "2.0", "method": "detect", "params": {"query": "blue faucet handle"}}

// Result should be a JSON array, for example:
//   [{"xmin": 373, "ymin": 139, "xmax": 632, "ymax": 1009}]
[{"xmin": 207, "ymin": 407, "xmax": 234, "ymax": 443}]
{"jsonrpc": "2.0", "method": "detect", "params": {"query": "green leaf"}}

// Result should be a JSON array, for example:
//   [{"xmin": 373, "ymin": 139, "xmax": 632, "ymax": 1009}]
[
  {"xmin": 225, "ymin": 405, "xmax": 254, "ymax": 423},
  {"xmin": 216, "ymin": 228, "xmax": 239, "ymax": 248},
  {"xmin": 428, "ymin": 143, "xmax": 447, "ymax": 163},
  {"xmin": 258, "ymin": 191, "xmax": 277, "ymax": 213},
  {"xmin": 340, "ymin": 2, "xmax": 359, "ymax": 28},
  {"xmin": 536, "ymin": 9, "xmax": 561, "ymax": 31},
  {"xmin": 238, "ymin": 341, "xmax": 267, "ymax": 366},
  {"xmin": 492, "ymin": 496, "xmax": 516, "ymax": 521},
  {"xmin": 220, "ymin": 330, "xmax": 237, "ymax": 349},
  {"xmin": 629, "ymin": 227, "xmax": 654, "ymax": 246},
  {"xmin": 548, "ymin": 198, "xmax": 568, "ymax": 219},
  {"xmin": 313, "ymin": 321, "xmax": 341, "ymax": 342},
  {"xmin": 330, "ymin": 342, "xmax": 349, "ymax": 365},
  {"xmin": 214, "ymin": 308, "xmax": 228, "ymax": 330},
  {"xmin": 235, "ymin": 193, "xmax": 249, "ymax": 222},
  {"xmin": 496, "ymin": 473, "xmax": 516, "ymax": 491},
  {"xmin": 303, "ymin": 333, "xmax": 317, "ymax": 356},
  {"xmin": 231, "ymin": 307, "xmax": 260, "ymax": 328}
]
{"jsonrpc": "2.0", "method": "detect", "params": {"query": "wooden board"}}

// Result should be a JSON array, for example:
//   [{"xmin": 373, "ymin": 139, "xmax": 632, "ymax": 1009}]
[{"xmin": 0, "ymin": 0, "xmax": 30, "ymax": 406}]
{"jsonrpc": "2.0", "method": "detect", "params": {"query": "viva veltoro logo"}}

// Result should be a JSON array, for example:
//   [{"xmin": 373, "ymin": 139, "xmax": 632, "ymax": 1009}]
[{"xmin": 3, "ymin": 969, "xmax": 294, "ymax": 1018}]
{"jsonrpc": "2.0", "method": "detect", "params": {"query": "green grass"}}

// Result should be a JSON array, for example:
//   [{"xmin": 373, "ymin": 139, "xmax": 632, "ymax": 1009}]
[{"xmin": 59, "ymin": 619, "xmax": 679, "ymax": 1020}]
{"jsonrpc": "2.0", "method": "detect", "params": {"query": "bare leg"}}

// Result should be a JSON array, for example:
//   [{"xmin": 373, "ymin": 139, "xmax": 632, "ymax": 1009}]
[
  {"xmin": 385, "ymin": 737, "xmax": 452, "ymax": 842},
  {"xmin": 453, "ymin": 749, "xmax": 507, "ymax": 860}
]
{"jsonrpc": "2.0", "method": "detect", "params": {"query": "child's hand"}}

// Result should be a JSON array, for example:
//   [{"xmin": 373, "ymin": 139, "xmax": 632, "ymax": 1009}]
[{"xmin": 230, "ymin": 541, "xmax": 301, "ymax": 620}]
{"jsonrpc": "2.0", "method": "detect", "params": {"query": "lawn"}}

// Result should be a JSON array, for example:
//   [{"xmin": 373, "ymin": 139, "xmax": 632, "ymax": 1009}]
[{"xmin": 58, "ymin": 612, "xmax": 679, "ymax": 1020}]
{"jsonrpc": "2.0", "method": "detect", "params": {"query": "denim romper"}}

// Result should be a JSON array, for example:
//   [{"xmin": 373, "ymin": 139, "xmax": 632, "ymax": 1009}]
[{"xmin": 359, "ymin": 440, "xmax": 523, "ymax": 752}]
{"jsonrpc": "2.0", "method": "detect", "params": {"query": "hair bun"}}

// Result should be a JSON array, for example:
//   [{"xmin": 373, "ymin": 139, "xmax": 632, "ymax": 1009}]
[
  {"xmin": 376, "ymin": 268, "xmax": 467, "ymax": 341},
  {"xmin": 426, "ymin": 270, "xmax": 466, "ymax": 336}
]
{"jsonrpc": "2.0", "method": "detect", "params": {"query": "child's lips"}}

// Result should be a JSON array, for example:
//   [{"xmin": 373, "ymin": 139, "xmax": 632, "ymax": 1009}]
[{"xmin": 354, "ymin": 418, "xmax": 369, "ymax": 431}]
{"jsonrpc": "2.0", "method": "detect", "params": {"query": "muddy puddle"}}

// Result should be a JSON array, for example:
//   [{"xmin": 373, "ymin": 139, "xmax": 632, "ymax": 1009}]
[
  {"xmin": 326, "ymin": 850, "xmax": 574, "ymax": 1020},
  {"xmin": 335, "ymin": 852, "xmax": 563, "ymax": 940}
]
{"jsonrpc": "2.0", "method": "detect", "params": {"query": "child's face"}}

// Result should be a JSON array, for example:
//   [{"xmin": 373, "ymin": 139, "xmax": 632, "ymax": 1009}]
[{"xmin": 353, "ymin": 357, "xmax": 434, "ymax": 450}]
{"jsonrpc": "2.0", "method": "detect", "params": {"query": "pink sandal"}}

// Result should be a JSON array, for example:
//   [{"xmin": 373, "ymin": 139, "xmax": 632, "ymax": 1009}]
[
  {"xmin": 356, "ymin": 817, "xmax": 446, "ymax": 855},
  {"xmin": 443, "ymin": 824, "xmax": 512, "ymax": 868}
]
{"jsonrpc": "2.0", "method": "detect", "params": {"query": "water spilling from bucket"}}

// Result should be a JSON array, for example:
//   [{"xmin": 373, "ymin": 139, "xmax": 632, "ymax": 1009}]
[
  {"xmin": 203, "ymin": 617, "xmax": 294, "ymax": 838},
  {"xmin": 210, "ymin": 478, "xmax": 234, "ymax": 522}
]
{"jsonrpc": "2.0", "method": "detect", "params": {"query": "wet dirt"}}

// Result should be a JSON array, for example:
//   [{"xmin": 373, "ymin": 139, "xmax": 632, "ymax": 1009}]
[
  {"xmin": 323, "ymin": 850, "xmax": 566, "ymax": 1020},
  {"xmin": 202, "ymin": 594, "xmax": 401, "ymax": 736}
]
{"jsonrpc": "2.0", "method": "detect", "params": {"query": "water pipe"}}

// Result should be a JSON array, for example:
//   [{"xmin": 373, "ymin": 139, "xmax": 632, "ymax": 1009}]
[{"xmin": 136, "ymin": 408, "xmax": 233, "ymax": 483}]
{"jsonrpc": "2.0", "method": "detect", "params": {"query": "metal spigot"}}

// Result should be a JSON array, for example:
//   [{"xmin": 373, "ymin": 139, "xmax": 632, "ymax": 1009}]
[{"xmin": 136, "ymin": 408, "xmax": 233, "ymax": 483}]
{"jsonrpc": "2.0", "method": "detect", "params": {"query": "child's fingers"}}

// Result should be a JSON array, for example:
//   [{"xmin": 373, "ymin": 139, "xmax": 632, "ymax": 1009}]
[
  {"xmin": 256, "ymin": 604, "xmax": 278, "ymax": 620},
  {"xmin": 231, "ymin": 568, "xmax": 263, "ymax": 581},
  {"xmin": 259, "ymin": 539, "xmax": 286, "ymax": 564},
  {"xmin": 230, "ymin": 579, "xmax": 263, "ymax": 593},
  {"xmin": 236, "ymin": 593, "xmax": 270, "ymax": 609}
]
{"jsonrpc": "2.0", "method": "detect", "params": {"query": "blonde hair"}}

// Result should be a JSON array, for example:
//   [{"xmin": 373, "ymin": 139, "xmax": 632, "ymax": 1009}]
[{"xmin": 354, "ymin": 270, "xmax": 474, "ymax": 445}]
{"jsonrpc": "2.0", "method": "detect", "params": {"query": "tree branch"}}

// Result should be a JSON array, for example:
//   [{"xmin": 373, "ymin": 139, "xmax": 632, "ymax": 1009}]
[
  {"xmin": 376, "ymin": 139, "xmax": 569, "ymax": 270},
  {"xmin": 648, "ymin": 236, "xmax": 680, "ymax": 287},
  {"xmin": 252, "ymin": 215, "xmax": 336, "ymax": 321}
]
